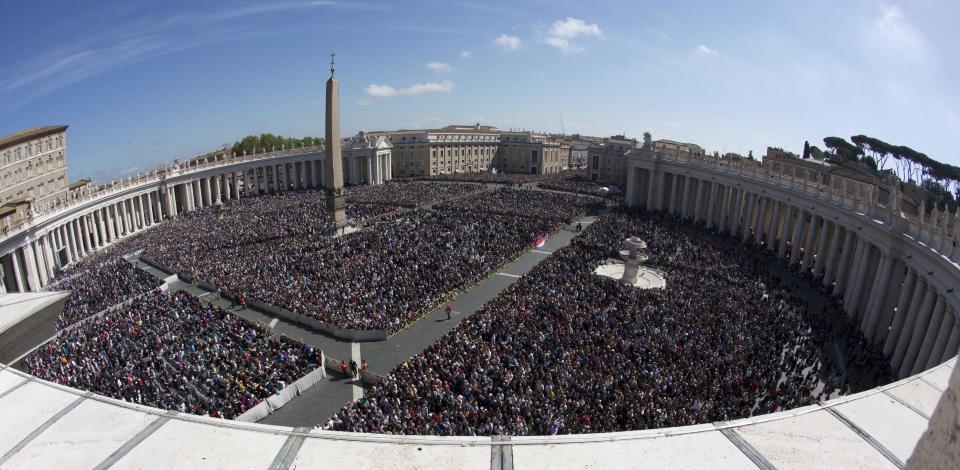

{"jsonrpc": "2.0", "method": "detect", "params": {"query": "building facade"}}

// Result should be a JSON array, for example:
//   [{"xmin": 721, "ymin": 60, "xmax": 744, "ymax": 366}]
[
  {"xmin": 588, "ymin": 135, "xmax": 637, "ymax": 188},
  {"xmin": 371, "ymin": 125, "xmax": 500, "ymax": 178},
  {"xmin": 0, "ymin": 126, "xmax": 69, "ymax": 213},
  {"xmin": 372, "ymin": 124, "xmax": 574, "ymax": 177},
  {"xmin": 497, "ymin": 131, "xmax": 566, "ymax": 175}
]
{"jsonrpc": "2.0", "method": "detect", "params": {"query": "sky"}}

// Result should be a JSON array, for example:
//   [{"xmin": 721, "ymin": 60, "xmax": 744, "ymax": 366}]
[{"xmin": 1, "ymin": 0, "xmax": 958, "ymax": 183}]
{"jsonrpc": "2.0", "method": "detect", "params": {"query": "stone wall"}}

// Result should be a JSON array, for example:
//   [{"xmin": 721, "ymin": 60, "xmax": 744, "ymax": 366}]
[{"xmin": 907, "ymin": 359, "xmax": 960, "ymax": 469}]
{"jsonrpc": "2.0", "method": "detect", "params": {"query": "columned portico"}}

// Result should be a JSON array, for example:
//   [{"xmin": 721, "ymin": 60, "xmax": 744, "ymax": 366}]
[{"xmin": 625, "ymin": 152, "xmax": 960, "ymax": 378}]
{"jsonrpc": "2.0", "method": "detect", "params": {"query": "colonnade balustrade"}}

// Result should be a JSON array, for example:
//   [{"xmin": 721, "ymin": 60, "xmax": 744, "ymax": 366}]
[{"xmin": 626, "ymin": 150, "xmax": 960, "ymax": 377}]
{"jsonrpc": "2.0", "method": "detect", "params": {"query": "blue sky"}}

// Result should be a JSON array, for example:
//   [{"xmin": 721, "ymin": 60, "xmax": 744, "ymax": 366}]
[{"xmin": 1, "ymin": 0, "xmax": 958, "ymax": 182}]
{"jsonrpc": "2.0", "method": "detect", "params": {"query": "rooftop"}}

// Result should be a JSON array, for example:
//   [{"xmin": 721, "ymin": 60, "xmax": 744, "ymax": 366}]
[{"xmin": 0, "ymin": 126, "xmax": 68, "ymax": 151}]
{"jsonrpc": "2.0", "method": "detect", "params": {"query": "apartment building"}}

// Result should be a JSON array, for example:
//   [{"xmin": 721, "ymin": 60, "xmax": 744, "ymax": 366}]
[{"xmin": 0, "ymin": 126, "xmax": 69, "ymax": 218}]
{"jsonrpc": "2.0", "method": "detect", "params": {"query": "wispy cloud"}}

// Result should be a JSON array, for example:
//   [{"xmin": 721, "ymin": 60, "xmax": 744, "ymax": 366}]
[
  {"xmin": 365, "ymin": 80, "xmax": 455, "ymax": 97},
  {"xmin": 0, "ymin": 1, "xmax": 362, "ymax": 114},
  {"xmin": 695, "ymin": 44, "xmax": 718, "ymax": 56},
  {"xmin": 426, "ymin": 62, "xmax": 455, "ymax": 73},
  {"xmin": 494, "ymin": 34, "xmax": 523, "ymax": 51},
  {"xmin": 459, "ymin": 50, "xmax": 473, "ymax": 59},
  {"xmin": 543, "ymin": 17, "xmax": 602, "ymax": 54}
]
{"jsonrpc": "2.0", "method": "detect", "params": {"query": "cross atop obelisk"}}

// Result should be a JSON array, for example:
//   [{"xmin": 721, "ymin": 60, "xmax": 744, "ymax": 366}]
[{"xmin": 324, "ymin": 51, "xmax": 347, "ymax": 228}]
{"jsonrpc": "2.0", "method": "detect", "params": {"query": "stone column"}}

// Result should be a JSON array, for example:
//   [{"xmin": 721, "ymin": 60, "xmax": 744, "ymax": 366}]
[
  {"xmin": 680, "ymin": 176, "xmax": 691, "ymax": 219},
  {"xmin": 73, "ymin": 219, "xmax": 86, "ymax": 257},
  {"xmin": 694, "ymin": 178, "xmax": 705, "ymax": 222},
  {"xmin": 34, "ymin": 239, "xmax": 50, "ymax": 286},
  {"xmin": 927, "ymin": 311, "xmax": 955, "ymax": 369},
  {"xmin": 232, "ymin": 173, "xmax": 241, "ymax": 199},
  {"xmin": 733, "ymin": 188, "xmax": 745, "ymax": 234},
  {"xmin": 788, "ymin": 211, "xmax": 806, "ymax": 265},
  {"xmin": 193, "ymin": 180, "xmax": 202, "ymax": 208},
  {"xmin": 43, "ymin": 233, "xmax": 56, "ymax": 278},
  {"xmin": 706, "ymin": 182, "xmax": 718, "ymax": 228},
  {"xmin": 776, "ymin": 205, "xmax": 791, "ymax": 259},
  {"xmin": 134, "ymin": 196, "xmax": 144, "ymax": 228},
  {"xmin": 146, "ymin": 194, "xmax": 156, "ymax": 224},
  {"xmin": 113, "ymin": 203, "xmax": 123, "ymax": 236},
  {"xmin": 900, "ymin": 290, "xmax": 939, "ymax": 377},
  {"xmin": 668, "ymin": 174, "xmax": 679, "ymax": 215},
  {"xmin": 70, "ymin": 219, "xmax": 81, "ymax": 254},
  {"xmin": 719, "ymin": 185, "xmax": 732, "ymax": 232},
  {"xmin": 892, "ymin": 281, "xmax": 931, "ymax": 372},
  {"xmin": 133, "ymin": 197, "xmax": 144, "ymax": 230},
  {"xmin": 81, "ymin": 215, "xmax": 94, "ymax": 251},
  {"xmin": 42, "ymin": 234, "xmax": 54, "ymax": 278},
  {"xmin": 812, "ymin": 220, "xmax": 831, "ymax": 277},
  {"xmin": 202, "ymin": 177, "xmax": 212, "ymax": 206},
  {"xmin": 834, "ymin": 231, "xmax": 858, "ymax": 293},
  {"xmin": 10, "ymin": 249, "xmax": 25, "ymax": 292},
  {"xmin": 939, "ymin": 322, "xmax": 960, "ymax": 364},
  {"xmin": 861, "ymin": 253, "xmax": 893, "ymax": 338},
  {"xmin": 842, "ymin": 240, "xmax": 868, "ymax": 306},
  {"xmin": 741, "ymin": 193, "xmax": 755, "ymax": 242},
  {"xmin": 122, "ymin": 200, "xmax": 132, "ymax": 233},
  {"xmin": 96, "ymin": 210, "xmax": 108, "ymax": 245},
  {"xmin": 913, "ymin": 297, "xmax": 948, "ymax": 374},
  {"xmin": 21, "ymin": 244, "xmax": 40, "ymax": 291},
  {"xmin": 61, "ymin": 225, "xmax": 74, "ymax": 264},
  {"xmin": 213, "ymin": 175, "xmax": 222, "ymax": 203},
  {"xmin": 756, "ymin": 197, "xmax": 770, "ymax": 245},
  {"xmin": 800, "ymin": 215, "xmax": 819, "ymax": 271}
]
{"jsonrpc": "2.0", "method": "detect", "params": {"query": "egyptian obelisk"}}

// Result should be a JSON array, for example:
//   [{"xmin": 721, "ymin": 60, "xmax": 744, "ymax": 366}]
[{"xmin": 324, "ymin": 53, "xmax": 347, "ymax": 228}]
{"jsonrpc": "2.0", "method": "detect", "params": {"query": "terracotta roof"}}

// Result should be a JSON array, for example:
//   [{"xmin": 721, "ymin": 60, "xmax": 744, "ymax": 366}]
[{"xmin": 0, "ymin": 126, "xmax": 68, "ymax": 150}]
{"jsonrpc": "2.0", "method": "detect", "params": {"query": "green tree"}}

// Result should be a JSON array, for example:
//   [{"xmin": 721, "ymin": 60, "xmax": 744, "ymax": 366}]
[{"xmin": 823, "ymin": 137, "xmax": 862, "ymax": 161}]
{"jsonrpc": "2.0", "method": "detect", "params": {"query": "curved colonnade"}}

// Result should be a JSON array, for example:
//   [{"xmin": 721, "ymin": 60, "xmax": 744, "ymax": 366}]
[
  {"xmin": 625, "ymin": 151, "xmax": 960, "ymax": 378},
  {"xmin": 0, "ymin": 149, "xmax": 956, "ymax": 468},
  {"xmin": 0, "ymin": 147, "xmax": 344, "ymax": 293}
]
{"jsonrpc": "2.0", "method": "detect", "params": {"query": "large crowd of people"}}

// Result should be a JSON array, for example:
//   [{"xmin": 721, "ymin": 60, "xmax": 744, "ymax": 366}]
[
  {"xmin": 539, "ymin": 176, "xmax": 618, "ymax": 199},
  {"xmin": 437, "ymin": 188, "xmax": 605, "ymax": 224},
  {"xmin": 114, "ymin": 182, "xmax": 599, "ymax": 332},
  {"xmin": 27, "ymin": 174, "xmax": 899, "ymax": 434},
  {"xmin": 346, "ymin": 181, "xmax": 481, "ymax": 207},
  {"xmin": 326, "ymin": 209, "xmax": 890, "ymax": 435},
  {"xmin": 415, "ymin": 170, "xmax": 577, "ymax": 185},
  {"xmin": 27, "ymin": 290, "xmax": 323, "ymax": 419},
  {"xmin": 46, "ymin": 258, "xmax": 160, "ymax": 329}
]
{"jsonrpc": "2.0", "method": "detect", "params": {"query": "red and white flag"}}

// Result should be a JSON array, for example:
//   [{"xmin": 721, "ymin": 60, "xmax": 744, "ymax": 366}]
[{"xmin": 535, "ymin": 234, "xmax": 547, "ymax": 248}]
